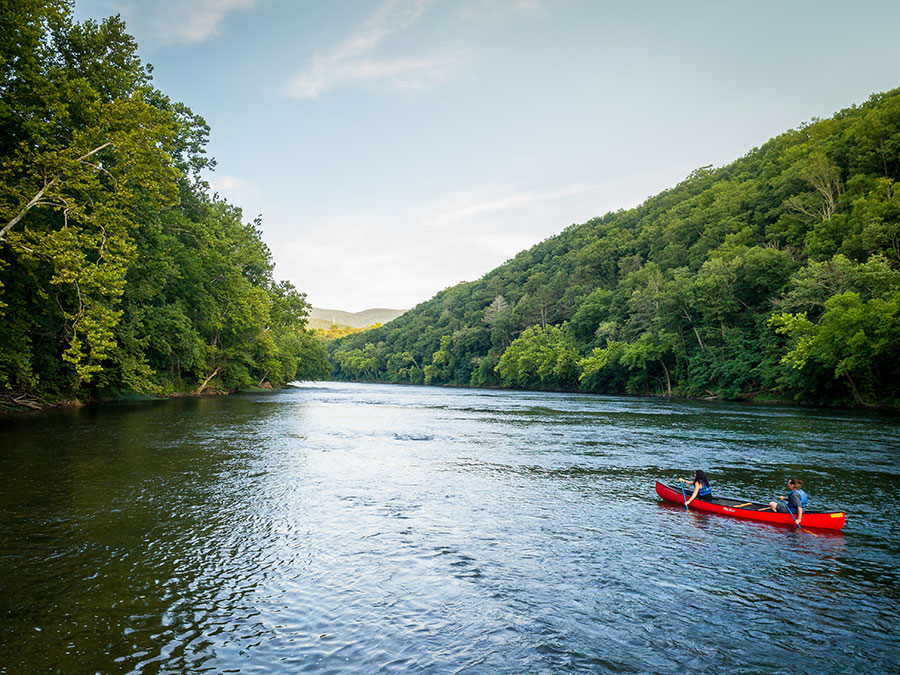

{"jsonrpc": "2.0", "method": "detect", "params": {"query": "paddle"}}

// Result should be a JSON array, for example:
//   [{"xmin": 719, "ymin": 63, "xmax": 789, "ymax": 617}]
[
  {"xmin": 764, "ymin": 494, "xmax": 817, "ymax": 535},
  {"xmin": 680, "ymin": 481, "xmax": 689, "ymax": 511},
  {"xmin": 782, "ymin": 498, "xmax": 801, "ymax": 526},
  {"xmin": 783, "ymin": 498, "xmax": 812, "ymax": 534}
]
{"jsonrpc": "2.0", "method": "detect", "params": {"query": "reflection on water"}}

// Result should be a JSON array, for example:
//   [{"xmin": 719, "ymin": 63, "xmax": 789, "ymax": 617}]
[{"xmin": 1, "ymin": 383, "xmax": 898, "ymax": 672}]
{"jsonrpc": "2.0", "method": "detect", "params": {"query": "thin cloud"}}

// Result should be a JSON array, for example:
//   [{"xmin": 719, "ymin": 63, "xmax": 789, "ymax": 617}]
[
  {"xmin": 458, "ymin": 0, "xmax": 547, "ymax": 24},
  {"xmin": 103, "ymin": 0, "xmax": 257, "ymax": 45},
  {"xmin": 273, "ymin": 181, "xmax": 596, "ymax": 309},
  {"xmin": 284, "ymin": 0, "xmax": 471, "ymax": 99},
  {"xmin": 422, "ymin": 184, "xmax": 598, "ymax": 228}
]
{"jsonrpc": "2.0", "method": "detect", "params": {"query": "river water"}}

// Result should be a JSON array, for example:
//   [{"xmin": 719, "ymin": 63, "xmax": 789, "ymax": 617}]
[{"xmin": 1, "ymin": 382, "xmax": 898, "ymax": 673}]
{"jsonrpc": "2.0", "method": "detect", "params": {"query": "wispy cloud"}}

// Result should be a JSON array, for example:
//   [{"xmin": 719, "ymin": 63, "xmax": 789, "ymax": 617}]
[
  {"xmin": 457, "ymin": 0, "xmax": 547, "ymax": 24},
  {"xmin": 284, "ymin": 0, "xmax": 472, "ymax": 99},
  {"xmin": 274, "ymin": 180, "xmax": 605, "ymax": 309},
  {"xmin": 422, "ymin": 183, "xmax": 598, "ymax": 228},
  {"xmin": 103, "ymin": 0, "xmax": 257, "ymax": 45},
  {"xmin": 158, "ymin": 0, "xmax": 257, "ymax": 43}
]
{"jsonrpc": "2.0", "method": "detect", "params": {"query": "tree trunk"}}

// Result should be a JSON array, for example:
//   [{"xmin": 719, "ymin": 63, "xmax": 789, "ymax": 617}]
[
  {"xmin": 845, "ymin": 374, "xmax": 872, "ymax": 407},
  {"xmin": 660, "ymin": 360, "xmax": 672, "ymax": 397},
  {"xmin": 196, "ymin": 366, "xmax": 221, "ymax": 394}
]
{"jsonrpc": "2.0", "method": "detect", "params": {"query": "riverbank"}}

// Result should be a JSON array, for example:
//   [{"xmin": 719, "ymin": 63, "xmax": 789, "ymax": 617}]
[
  {"xmin": 5, "ymin": 379, "xmax": 896, "ymax": 415},
  {"xmin": 0, "ymin": 384, "xmax": 285, "ymax": 414},
  {"xmin": 327, "ymin": 378, "xmax": 898, "ymax": 412}
]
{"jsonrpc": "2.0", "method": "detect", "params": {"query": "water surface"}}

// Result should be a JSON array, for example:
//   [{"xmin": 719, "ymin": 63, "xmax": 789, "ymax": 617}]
[{"xmin": 1, "ymin": 383, "xmax": 898, "ymax": 672}]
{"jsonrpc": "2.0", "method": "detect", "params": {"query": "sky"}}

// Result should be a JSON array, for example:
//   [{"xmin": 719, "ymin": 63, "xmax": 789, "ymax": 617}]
[{"xmin": 73, "ymin": 0, "xmax": 900, "ymax": 312}]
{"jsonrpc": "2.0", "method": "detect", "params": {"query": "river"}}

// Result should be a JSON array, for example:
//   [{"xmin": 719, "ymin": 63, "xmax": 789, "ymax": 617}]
[{"xmin": 1, "ymin": 382, "xmax": 898, "ymax": 673}]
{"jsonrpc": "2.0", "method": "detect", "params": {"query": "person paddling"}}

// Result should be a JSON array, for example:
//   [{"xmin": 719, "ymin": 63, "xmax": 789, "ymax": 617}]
[
  {"xmin": 677, "ymin": 470, "xmax": 713, "ymax": 506},
  {"xmin": 769, "ymin": 478, "xmax": 807, "ymax": 524}
]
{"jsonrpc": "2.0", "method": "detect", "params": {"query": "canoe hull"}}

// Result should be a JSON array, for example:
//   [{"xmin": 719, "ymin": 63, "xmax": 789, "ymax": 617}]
[{"xmin": 655, "ymin": 481, "xmax": 845, "ymax": 530}]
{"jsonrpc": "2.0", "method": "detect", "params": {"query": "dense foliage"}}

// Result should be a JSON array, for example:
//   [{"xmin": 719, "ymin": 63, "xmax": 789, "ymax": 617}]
[
  {"xmin": 330, "ymin": 89, "xmax": 900, "ymax": 407},
  {"xmin": 0, "ymin": 1, "xmax": 328, "ymax": 404},
  {"xmin": 311, "ymin": 323, "xmax": 383, "ymax": 341}
]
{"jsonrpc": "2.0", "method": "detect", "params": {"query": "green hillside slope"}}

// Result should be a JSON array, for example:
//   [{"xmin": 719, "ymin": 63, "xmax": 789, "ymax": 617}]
[{"xmin": 328, "ymin": 89, "xmax": 900, "ymax": 407}]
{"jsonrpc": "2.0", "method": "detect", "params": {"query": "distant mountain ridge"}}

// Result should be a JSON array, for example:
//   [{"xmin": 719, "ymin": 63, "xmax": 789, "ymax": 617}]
[{"xmin": 309, "ymin": 307, "xmax": 406, "ymax": 329}]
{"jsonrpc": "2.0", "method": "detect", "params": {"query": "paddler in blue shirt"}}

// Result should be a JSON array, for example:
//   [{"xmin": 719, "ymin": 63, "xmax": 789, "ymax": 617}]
[
  {"xmin": 677, "ymin": 469, "xmax": 713, "ymax": 506},
  {"xmin": 769, "ymin": 478, "xmax": 807, "ymax": 523}
]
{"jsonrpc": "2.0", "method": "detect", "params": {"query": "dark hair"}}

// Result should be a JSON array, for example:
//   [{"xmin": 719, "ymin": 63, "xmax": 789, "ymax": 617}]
[
  {"xmin": 694, "ymin": 470, "xmax": 710, "ymax": 487},
  {"xmin": 788, "ymin": 478, "xmax": 802, "ymax": 488}
]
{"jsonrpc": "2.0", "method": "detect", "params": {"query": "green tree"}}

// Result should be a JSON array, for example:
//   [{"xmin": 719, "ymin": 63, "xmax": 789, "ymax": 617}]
[
  {"xmin": 0, "ymin": 3, "xmax": 325, "ymax": 402},
  {"xmin": 495, "ymin": 324, "xmax": 579, "ymax": 390},
  {"xmin": 424, "ymin": 335, "xmax": 453, "ymax": 385},
  {"xmin": 770, "ymin": 291, "xmax": 900, "ymax": 405}
]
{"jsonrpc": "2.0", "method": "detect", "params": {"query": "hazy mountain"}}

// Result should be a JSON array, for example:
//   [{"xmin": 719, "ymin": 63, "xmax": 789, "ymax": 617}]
[{"xmin": 309, "ymin": 307, "xmax": 407, "ymax": 330}]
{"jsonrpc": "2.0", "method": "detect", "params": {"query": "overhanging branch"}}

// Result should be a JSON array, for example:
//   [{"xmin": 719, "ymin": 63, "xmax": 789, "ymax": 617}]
[{"xmin": 0, "ymin": 141, "xmax": 114, "ymax": 242}]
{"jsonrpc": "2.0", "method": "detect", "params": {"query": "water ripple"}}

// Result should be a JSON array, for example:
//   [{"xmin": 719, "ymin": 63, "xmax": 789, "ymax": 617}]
[{"xmin": 0, "ymin": 383, "xmax": 898, "ymax": 672}]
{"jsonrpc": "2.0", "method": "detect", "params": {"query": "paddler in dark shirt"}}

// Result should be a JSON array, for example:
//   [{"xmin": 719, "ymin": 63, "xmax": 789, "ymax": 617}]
[{"xmin": 769, "ymin": 478, "xmax": 807, "ymax": 523}]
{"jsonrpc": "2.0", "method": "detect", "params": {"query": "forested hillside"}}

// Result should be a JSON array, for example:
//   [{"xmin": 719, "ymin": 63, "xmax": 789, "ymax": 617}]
[
  {"xmin": 330, "ymin": 89, "xmax": 900, "ymax": 407},
  {"xmin": 0, "ymin": 2, "xmax": 328, "ymax": 406}
]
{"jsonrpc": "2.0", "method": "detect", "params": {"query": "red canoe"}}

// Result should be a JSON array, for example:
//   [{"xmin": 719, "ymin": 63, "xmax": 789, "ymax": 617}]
[{"xmin": 655, "ymin": 481, "xmax": 846, "ymax": 530}]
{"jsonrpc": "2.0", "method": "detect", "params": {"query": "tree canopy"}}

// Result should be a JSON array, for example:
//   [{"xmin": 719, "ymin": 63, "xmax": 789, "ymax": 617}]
[{"xmin": 0, "ymin": 1, "xmax": 328, "ymax": 404}]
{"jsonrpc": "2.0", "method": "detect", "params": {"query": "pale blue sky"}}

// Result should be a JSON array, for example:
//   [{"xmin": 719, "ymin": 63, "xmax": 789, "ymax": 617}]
[{"xmin": 74, "ymin": 0, "xmax": 900, "ymax": 311}]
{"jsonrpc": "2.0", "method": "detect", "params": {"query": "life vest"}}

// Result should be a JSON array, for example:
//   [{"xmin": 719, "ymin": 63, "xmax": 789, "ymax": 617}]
[
  {"xmin": 697, "ymin": 481, "xmax": 713, "ymax": 498},
  {"xmin": 787, "ymin": 488, "xmax": 808, "ymax": 509}
]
